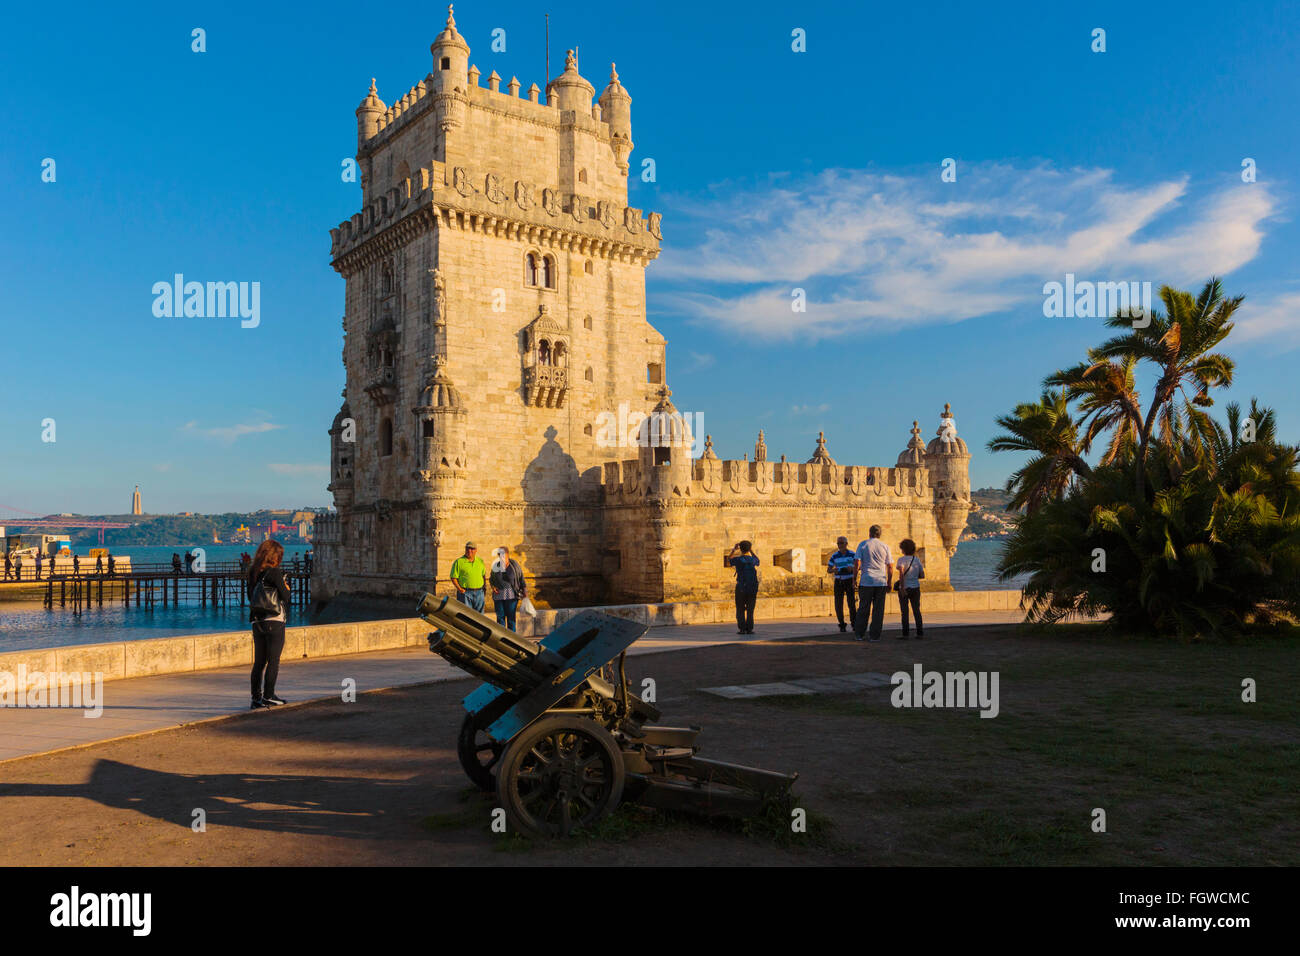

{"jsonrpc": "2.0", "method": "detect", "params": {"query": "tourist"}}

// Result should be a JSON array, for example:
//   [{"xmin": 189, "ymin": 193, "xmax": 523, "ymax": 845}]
[
  {"xmin": 3, "ymin": 551, "xmax": 11, "ymax": 581},
  {"xmin": 247, "ymin": 539, "xmax": 291, "ymax": 709},
  {"xmin": 107, "ymin": 554, "xmax": 116, "ymax": 577},
  {"xmin": 450, "ymin": 541, "xmax": 487, "ymax": 612},
  {"xmin": 826, "ymin": 535, "xmax": 858, "ymax": 633},
  {"xmin": 895, "ymin": 538, "xmax": 925, "ymax": 640},
  {"xmin": 14, "ymin": 555, "xmax": 22, "ymax": 581},
  {"xmin": 95, "ymin": 555, "xmax": 103, "ymax": 576},
  {"xmin": 853, "ymin": 525, "xmax": 893, "ymax": 642},
  {"xmin": 726, "ymin": 540, "xmax": 761, "ymax": 635},
  {"xmin": 304, "ymin": 550, "xmax": 313, "ymax": 574},
  {"xmin": 488, "ymin": 546, "xmax": 527, "ymax": 632},
  {"xmin": 171, "ymin": 552, "xmax": 182, "ymax": 575},
  {"xmin": 184, "ymin": 551, "xmax": 195, "ymax": 574},
  {"xmin": 35, "ymin": 552, "xmax": 43, "ymax": 581},
  {"xmin": 73, "ymin": 554, "xmax": 80, "ymax": 576}
]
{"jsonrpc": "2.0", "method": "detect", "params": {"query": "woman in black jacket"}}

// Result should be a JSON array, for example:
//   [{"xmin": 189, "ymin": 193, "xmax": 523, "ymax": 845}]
[{"xmin": 247, "ymin": 540, "xmax": 291, "ymax": 708}]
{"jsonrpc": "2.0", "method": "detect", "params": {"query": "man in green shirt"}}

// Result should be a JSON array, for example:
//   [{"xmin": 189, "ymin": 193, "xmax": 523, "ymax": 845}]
[{"xmin": 449, "ymin": 541, "xmax": 487, "ymax": 612}]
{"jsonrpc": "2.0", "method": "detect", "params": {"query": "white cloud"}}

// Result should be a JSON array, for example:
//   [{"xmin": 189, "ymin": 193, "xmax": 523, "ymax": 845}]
[
  {"xmin": 653, "ymin": 165, "xmax": 1278, "ymax": 340},
  {"xmin": 790, "ymin": 403, "xmax": 831, "ymax": 415},
  {"xmin": 1233, "ymin": 290, "xmax": 1300, "ymax": 348},
  {"xmin": 182, "ymin": 420, "xmax": 284, "ymax": 442},
  {"xmin": 268, "ymin": 463, "xmax": 329, "ymax": 476}
]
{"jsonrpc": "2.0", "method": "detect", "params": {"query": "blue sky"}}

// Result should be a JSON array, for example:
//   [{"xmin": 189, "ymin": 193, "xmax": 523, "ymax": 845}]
[{"xmin": 2, "ymin": 0, "xmax": 1297, "ymax": 515}]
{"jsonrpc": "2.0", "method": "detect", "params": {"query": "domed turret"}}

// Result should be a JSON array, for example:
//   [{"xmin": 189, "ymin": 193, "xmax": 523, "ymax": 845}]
[
  {"xmin": 925, "ymin": 404, "xmax": 971, "ymax": 555},
  {"xmin": 328, "ymin": 395, "xmax": 355, "ymax": 508},
  {"xmin": 639, "ymin": 388, "xmax": 694, "ymax": 498},
  {"xmin": 598, "ymin": 62, "xmax": 633, "ymax": 175},
  {"xmin": 548, "ymin": 49, "xmax": 595, "ymax": 114},
  {"xmin": 413, "ymin": 356, "xmax": 468, "ymax": 476},
  {"xmin": 806, "ymin": 430, "xmax": 836, "ymax": 465},
  {"xmin": 355, "ymin": 78, "xmax": 385, "ymax": 150},
  {"xmin": 897, "ymin": 420, "xmax": 927, "ymax": 468},
  {"xmin": 430, "ymin": 5, "xmax": 470, "ymax": 87}
]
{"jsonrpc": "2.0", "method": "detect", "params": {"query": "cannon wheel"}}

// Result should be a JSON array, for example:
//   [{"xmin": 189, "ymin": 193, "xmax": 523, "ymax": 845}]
[
  {"xmin": 495, "ymin": 715, "xmax": 625, "ymax": 838},
  {"xmin": 458, "ymin": 712, "xmax": 505, "ymax": 792}
]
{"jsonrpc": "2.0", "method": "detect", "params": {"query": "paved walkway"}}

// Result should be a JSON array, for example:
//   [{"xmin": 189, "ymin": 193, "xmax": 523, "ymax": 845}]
[{"xmin": 0, "ymin": 609, "xmax": 1024, "ymax": 763}]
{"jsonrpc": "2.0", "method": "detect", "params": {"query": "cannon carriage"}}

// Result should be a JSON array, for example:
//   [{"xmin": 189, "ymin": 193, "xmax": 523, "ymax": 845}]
[{"xmin": 419, "ymin": 593, "xmax": 797, "ymax": 837}]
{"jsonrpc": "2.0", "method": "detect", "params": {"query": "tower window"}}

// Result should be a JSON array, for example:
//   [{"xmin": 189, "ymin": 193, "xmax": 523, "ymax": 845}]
[
  {"xmin": 422, "ymin": 420, "xmax": 435, "ymax": 438},
  {"xmin": 541, "ymin": 255, "xmax": 555, "ymax": 289},
  {"xmin": 647, "ymin": 362, "xmax": 663, "ymax": 384},
  {"xmin": 440, "ymin": 57, "xmax": 450, "ymax": 70},
  {"xmin": 525, "ymin": 252, "xmax": 538, "ymax": 286},
  {"xmin": 583, "ymin": 315, "xmax": 593, "ymax": 330},
  {"xmin": 538, "ymin": 340, "xmax": 552, "ymax": 366},
  {"xmin": 584, "ymin": 260, "xmax": 593, "ymax": 274},
  {"xmin": 583, "ymin": 424, "xmax": 593, "ymax": 436},
  {"xmin": 578, "ymin": 168, "xmax": 588, "ymax": 183},
  {"xmin": 584, "ymin": 367, "xmax": 593, "ymax": 382},
  {"xmin": 380, "ymin": 418, "xmax": 393, "ymax": 457}
]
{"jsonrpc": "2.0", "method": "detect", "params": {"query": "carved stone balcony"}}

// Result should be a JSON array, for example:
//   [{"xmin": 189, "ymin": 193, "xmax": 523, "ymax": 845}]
[{"xmin": 524, "ymin": 365, "xmax": 568, "ymax": 408}]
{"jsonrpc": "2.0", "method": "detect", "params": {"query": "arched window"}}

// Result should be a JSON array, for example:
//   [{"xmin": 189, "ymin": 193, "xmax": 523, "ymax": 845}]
[
  {"xmin": 584, "ymin": 260, "xmax": 593, "ymax": 275},
  {"xmin": 538, "ymin": 340, "xmax": 552, "ymax": 366},
  {"xmin": 584, "ymin": 367, "xmax": 593, "ymax": 382},
  {"xmin": 524, "ymin": 253, "xmax": 538, "ymax": 286},
  {"xmin": 540, "ymin": 255, "xmax": 554, "ymax": 289},
  {"xmin": 380, "ymin": 418, "xmax": 393, "ymax": 457},
  {"xmin": 553, "ymin": 342, "xmax": 567, "ymax": 367},
  {"xmin": 381, "ymin": 262, "xmax": 393, "ymax": 295},
  {"xmin": 583, "ymin": 315, "xmax": 593, "ymax": 330}
]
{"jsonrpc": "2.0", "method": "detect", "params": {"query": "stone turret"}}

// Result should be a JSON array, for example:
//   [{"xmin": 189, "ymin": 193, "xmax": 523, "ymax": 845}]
[
  {"xmin": 598, "ymin": 63, "xmax": 633, "ymax": 175},
  {"xmin": 429, "ymin": 5, "xmax": 470, "ymax": 135},
  {"xmin": 807, "ymin": 431, "xmax": 836, "ymax": 465},
  {"xmin": 413, "ymin": 356, "xmax": 468, "ymax": 480},
  {"xmin": 896, "ymin": 420, "xmax": 926, "ymax": 468},
  {"xmin": 355, "ymin": 78, "xmax": 385, "ymax": 151},
  {"xmin": 328, "ymin": 394, "xmax": 355, "ymax": 510},
  {"xmin": 638, "ymin": 387, "xmax": 694, "ymax": 497},
  {"xmin": 548, "ymin": 49, "xmax": 595, "ymax": 113},
  {"xmin": 754, "ymin": 429, "xmax": 768, "ymax": 462},
  {"xmin": 926, "ymin": 403, "xmax": 971, "ymax": 555}
]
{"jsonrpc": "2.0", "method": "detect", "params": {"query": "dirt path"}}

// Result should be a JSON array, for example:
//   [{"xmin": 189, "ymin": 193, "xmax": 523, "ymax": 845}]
[{"xmin": 1, "ymin": 624, "xmax": 1295, "ymax": 866}]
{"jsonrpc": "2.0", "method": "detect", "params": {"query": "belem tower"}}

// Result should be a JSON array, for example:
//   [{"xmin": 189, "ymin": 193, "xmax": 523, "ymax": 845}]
[{"xmin": 313, "ymin": 7, "xmax": 972, "ymax": 608}]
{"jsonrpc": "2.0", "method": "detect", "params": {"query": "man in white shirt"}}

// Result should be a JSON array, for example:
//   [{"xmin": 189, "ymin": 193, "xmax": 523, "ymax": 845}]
[{"xmin": 853, "ymin": 525, "xmax": 893, "ymax": 642}]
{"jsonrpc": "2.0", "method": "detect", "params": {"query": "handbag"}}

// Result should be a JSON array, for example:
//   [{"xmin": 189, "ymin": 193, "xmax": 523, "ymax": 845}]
[
  {"xmin": 250, "ymin": 571, "xmax": 283, "ymax": 618},
  {"xmin": 518, "ymin": 596, "xmax": 537, "ymax": 616}
]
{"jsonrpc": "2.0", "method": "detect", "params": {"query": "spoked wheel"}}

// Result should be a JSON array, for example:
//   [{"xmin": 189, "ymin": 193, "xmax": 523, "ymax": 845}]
[
  {"xmin": 458, "ymin": 712, "xmax": 505, "ymax": 792},
  {"xmin": 495, "ymin": 715, "xmax": 625, "ymax": 838}
]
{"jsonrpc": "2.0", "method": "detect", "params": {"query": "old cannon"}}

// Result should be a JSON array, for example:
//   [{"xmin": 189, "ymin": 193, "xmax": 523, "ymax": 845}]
[{"xmin": 418, "ymin": 593, "xmax": 798, "ymax": 837}]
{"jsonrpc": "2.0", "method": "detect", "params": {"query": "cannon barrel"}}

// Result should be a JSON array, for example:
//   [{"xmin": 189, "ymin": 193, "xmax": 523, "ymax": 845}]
[{"xmin": 418, "ymin": 593, "xmax": 563, "ymax": 695}]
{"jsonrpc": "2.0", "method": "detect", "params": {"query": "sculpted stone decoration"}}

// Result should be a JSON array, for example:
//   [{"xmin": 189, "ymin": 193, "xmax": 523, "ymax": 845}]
[
  {"xmin": 429, "ymin": 268, "xmax": 446, "ymax": 328},
  {"xmin": 597, "ymin": 200, "xmax": 617, "ymax": 229},
  {"xmin": 624, "ymin": 207, "xmax": 642, "ymax": 234},
  {"xmin": 541, "ymin": 188, "xmax": 559, "ymax": 216},
  {"xmin": 570, "ymin": 194, "xmax": 587, "ymax": 223},
  {"xmin": 453, "ymin": 166, "xmax": 474, "ymax": 197},
  {"xmin": 485, "ymin": 172, "xmax": 508, "ymax": 204},
  {"xmin": 647, "ymin": 212, "xmax": 662, "ymax": 240},
  {"xmin": 515, "ymin": 180, "xmax": 534, "ymax": 210}
]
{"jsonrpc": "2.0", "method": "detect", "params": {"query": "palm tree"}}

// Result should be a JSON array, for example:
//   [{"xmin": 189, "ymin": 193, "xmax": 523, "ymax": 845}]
[
  {"xmin": 1044, "ymin": 351, "xmax": 1142, "ymax": 465},
  {"xmin": 987, "ymin": 389, "xmax": 1092, "ymax": 513},
  {"xmin": 1094, "ymin": 278, "xmax": 1239, "ymax": 494}
]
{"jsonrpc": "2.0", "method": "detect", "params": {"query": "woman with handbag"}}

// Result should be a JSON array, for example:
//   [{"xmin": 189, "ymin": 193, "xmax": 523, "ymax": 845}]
[
  {"xmin": 488, "ymin": 546, "xmax": 527, "ymax": 632},
  {"xmin": 247, "ymin": 539, "xmax": 292, "ymax": 708},
  {"xmin": 894, "ymin": 538, "xmax": 925, "ymax": 640}
]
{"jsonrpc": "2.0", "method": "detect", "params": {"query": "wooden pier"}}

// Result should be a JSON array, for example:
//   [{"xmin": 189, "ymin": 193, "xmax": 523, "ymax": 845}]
[{"xmin": 38, "ymin": 562, "xmax": 312, "ymax": 614}]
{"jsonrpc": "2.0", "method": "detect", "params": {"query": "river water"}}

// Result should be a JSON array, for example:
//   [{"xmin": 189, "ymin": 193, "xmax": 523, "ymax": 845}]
[{"xmin": 0, "ymin": 540, "xmax": 1022, "ymax": 652}]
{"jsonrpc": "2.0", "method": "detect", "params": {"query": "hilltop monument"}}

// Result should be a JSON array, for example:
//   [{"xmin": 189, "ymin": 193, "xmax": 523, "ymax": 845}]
[
  {"xmin": 131, "ymin": 485, "xmax": 142, "ymax": 516},
  {"xmin": 314, "ymin": 7, "xmax": 971, "ymax": 607}
]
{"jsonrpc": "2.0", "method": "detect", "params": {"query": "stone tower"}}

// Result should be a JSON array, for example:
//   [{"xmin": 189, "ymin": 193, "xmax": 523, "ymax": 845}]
[
  {"xmin": 315, "ymin": 6, "xmax": 665, "ymax": 605},
  {"xmin": 131, "ymin": 485, "xmax": 142, "ymax": 516},
  {"xmin": 925, "ymin": 404, "xmax": 972, "ymax": 555}
]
